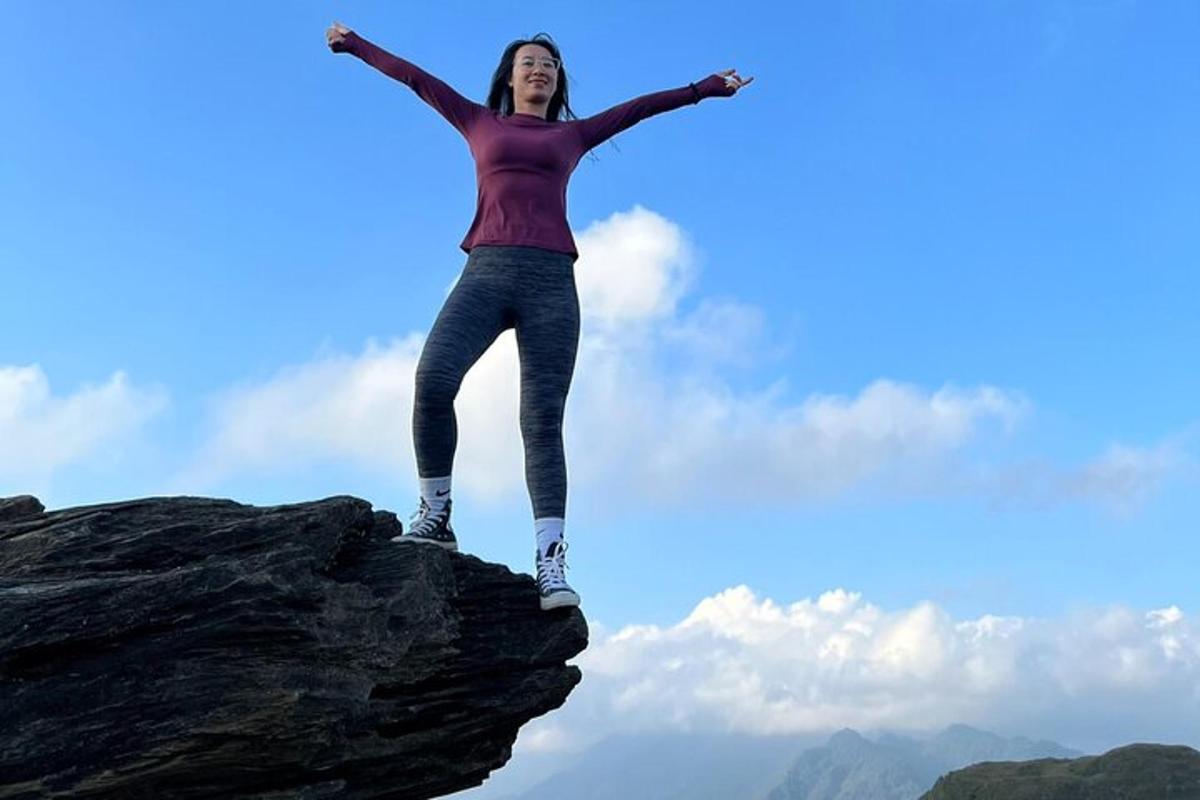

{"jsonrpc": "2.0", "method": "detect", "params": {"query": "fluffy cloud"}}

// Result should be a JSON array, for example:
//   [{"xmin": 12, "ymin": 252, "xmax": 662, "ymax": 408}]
[
  {"xmin": 180, "ymin": 205, "xmax": 1189, "ymax": 512},
  {"xmin": 544, "ymin": 586, "xmax": 1199, "ymax": 752},
  {"xmin": 0, "ymin": 364, "xmax": 166, "ymax": 485},
  {"xmin": 963, "ymin": 432, "xmax": 1198, "ymax": 514},
  {"xmin": 1064, "ymin": 439, "xmax": 1192, "ymax": 510},
  {"xmin": 184, "ymin": 337, "xmax": 423, "ymax": 486},
  {"xmin": 660, "ymin": 297, "xmax": 772, "ymax": 367},
  {"xmin": 574, "ymin": 204, "xmax": 697, "ymax": 326},
  {"xmin": 182, "ymin": 330, "xmax": 531, "ymax": 502},
  {"xmin": 563, "ymin": 208, "xmax": 1025, "ymax": 505},
  {"xmin": 568, "ymin": 369, "xmax": 1025, "ymax": 506}
]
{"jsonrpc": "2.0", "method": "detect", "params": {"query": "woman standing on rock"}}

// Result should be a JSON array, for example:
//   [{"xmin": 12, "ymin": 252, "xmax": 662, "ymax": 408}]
[{"xmin": 326, "ymin": 22, "xmax": 752, "ymax": 611}]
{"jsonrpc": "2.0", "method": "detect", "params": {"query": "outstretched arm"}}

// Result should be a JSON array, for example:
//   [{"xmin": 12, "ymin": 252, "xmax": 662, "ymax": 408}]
[
  {"xmin": 575, "ymin": 72, "xmax": 746, "ymax": 151},
  {"xmin": 328, "ymin": 24, "xmax": 485, "ymax": 137}
]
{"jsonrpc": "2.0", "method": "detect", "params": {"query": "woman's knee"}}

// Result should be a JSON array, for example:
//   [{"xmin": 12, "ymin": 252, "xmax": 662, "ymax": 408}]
[
  {"xmin": 415, "ymin": 364, "xmax": 462, "ymax": 409},
  {"xmin": 520, "ymin": 398, "xmax": 566, "ymax": 438}
]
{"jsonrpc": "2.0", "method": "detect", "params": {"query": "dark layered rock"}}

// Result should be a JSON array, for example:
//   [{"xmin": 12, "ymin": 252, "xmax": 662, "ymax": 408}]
[
  {"xmin": 0, "ymin": 494, "xmax": 587, "ymax": 799},
  {"xmin": 920, "ymin": 743, "xmax": 1200, "ymax": 799},
  {"xmin": 0, "ymin": 496, "xmax": 43, "ymax": 524}
]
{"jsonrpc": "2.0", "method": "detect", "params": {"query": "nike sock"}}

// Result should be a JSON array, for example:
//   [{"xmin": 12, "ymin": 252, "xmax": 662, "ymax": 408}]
[
  {"xmin": 419, "ymin": 475, "xmax": 452, "ymax": 512},
  {"xmin": 535, "ymin": 517, "xmax": 565, "ymax": 557}
]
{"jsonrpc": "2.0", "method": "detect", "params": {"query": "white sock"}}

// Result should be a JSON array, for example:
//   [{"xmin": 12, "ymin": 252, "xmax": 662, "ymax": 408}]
[
  {"xmin": 535, "ymin": 517, "xmax": 565, "ymax": 557},
  {"xmin": 419, "ymin": 475, "xmax": 452, "ymax": 512}
]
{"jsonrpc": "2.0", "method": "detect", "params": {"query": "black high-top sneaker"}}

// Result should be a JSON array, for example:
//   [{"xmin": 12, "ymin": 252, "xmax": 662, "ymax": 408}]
[
  {"xmin": 536, "ymin": 539, "xmax": 580, "ymax": 610},
  {"xmin": 391, "ymin": 497, "xmax": 457, "ymax": 550}
]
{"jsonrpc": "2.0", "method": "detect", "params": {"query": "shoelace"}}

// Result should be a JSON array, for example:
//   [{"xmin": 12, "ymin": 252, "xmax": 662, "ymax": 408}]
[
  {"xmin": 408, "ymin": 498, "xmax": 448, "ymax": 536},
  {"xmin": 537, "ymin": 541, "xmax": 570, "ymax": 590}
]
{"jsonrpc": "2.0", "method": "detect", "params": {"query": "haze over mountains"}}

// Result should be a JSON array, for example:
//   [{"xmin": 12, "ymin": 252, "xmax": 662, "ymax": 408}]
[
  {"xmin": 768, "ymin": 725, "xmax": 1079, "ymax": 800},
  {"xmin": 497, "ymin": 731, "xmax": 820, "ymax": 800},
  {"xmin": 460, "ymin": 724, "xmax": 1079, "ymax": 800}
]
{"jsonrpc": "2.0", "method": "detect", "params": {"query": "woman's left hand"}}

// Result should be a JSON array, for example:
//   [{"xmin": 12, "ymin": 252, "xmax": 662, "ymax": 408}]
[{"xmin": 720, "ymin": 68, "xmax": 754, "ymax": 94}]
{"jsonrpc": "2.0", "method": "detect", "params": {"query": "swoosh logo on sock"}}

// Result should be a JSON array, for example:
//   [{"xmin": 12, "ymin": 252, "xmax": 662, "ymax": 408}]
[{"xmin": 435, "ymin": 489, "xmax": 450, "ymax": 497}]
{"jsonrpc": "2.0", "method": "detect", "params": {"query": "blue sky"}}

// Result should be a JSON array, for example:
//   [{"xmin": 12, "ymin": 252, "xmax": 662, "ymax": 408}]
[{"xmin": 4, "ymin": 1, "xmax": 1198, "ymax": 757}]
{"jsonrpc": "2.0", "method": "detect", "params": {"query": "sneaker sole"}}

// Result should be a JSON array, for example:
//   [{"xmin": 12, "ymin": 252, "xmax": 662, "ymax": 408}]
[
  {"xmin": 540, "ymin": 591, "xmax": 580, "ymax": 611},
  {"xmin": 390, "ymin": 535, "xmax": 458, "ymax": 552}
]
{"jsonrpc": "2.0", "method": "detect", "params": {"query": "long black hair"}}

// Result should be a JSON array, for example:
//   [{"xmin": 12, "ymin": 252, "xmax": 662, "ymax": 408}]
[
  {"xmin": 486, "ymin": 33, "xmax": 613, "ymax": 162},
  {"xmin": 486, "ymin": 33, "xmax": 579, "ymax": 122}
]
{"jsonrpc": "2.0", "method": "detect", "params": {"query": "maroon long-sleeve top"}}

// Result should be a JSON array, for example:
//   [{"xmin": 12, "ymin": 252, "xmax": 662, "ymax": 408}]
[{"xmin": 337, "ymin": 31, "xmax": 732, "ymax": 261}]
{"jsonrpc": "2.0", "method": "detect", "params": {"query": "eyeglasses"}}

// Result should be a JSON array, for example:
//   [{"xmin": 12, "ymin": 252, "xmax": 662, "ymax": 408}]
[{"xmin": 517, "ymin": 56, "xmax": 559, "ymax": 72}]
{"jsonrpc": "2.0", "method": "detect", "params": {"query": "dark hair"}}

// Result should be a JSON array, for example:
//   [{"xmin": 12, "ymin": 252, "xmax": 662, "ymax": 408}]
[
  {"xmin": 486, "ymin": 33, "xmax": 613, "ymax": 162},
  {"xmin": 487, "ymin": 33, "xmax": 579, "ymax": 122}
]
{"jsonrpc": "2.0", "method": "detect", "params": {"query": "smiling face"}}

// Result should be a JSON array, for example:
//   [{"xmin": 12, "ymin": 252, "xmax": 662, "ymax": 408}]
[{"xmin": 508, "ymin": 43, "xmax": 560, "ymax": 112}]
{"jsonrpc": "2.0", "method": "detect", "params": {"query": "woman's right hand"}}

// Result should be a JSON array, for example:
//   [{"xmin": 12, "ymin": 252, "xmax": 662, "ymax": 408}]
[
  {"xmin": 326, "ymin": 21, "xmax": 352, "ymax": 52},
  {"xmin": 717, "ymin": 69, "xmax": 753, "ymax": 96}
]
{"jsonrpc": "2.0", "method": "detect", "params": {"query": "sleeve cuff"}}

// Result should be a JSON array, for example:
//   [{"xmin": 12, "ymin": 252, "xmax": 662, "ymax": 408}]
[
  {"xmin": 694, "ymin": 73, "xmax": 734, "ymax": 100},
  {"xmin": 334, "ymin": 29, "xmax": 362, "ymax": 54}
]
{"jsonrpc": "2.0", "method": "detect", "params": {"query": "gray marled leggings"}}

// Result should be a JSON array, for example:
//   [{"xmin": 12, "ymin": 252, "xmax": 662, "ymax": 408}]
[{"xmin": 412, "ymin": 245, "xmax": 580, "ymax": 519}]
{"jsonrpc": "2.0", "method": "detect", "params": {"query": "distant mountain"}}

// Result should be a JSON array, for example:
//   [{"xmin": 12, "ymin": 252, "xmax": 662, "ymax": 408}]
[
  {"xmin": 478, "ymin": 725, "xmax": 1079, "ymax": 800},
  {"xmin": 767, "ymin": 725, "xmax": 1080, "ymax": 800},
  {"xmin": 766, "ymin": 729, "xmax": 932, "ymax": 800},
  {"xmin": 920, "ymin": 743, "xmax": 1200, "ymax": 799},
  {"xmin": 918, "ymin": 723, "xmax": 1079, "ymax": 766},
  {"xmin": 502, "ymin": 731, "xmax": 824, "ymax": 800}
]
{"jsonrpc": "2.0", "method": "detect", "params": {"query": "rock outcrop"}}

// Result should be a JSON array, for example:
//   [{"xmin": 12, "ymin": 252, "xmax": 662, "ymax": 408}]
[
  {"xmin": 0, "ymin": 494, "xmax": 587, "ymax": 799},
  {"xmin": 920, "ymin": 743, "xmax": 1200, "ymax": 799}
]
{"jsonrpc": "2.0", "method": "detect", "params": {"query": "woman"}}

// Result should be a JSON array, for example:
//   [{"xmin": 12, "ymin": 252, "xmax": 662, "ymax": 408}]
[{"xmin": 326, "ymin": 22, "xmax": 752, "ymax": 611}]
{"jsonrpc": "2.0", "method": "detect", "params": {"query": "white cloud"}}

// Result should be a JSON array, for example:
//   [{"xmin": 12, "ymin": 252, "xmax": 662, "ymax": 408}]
[
  {"xmin": 183, "ymin": 335, "xmax": 426, "ymax": 483},
  {"xmin": 179, "ymin": 204, "xmax": 1191, "ymax": 513},
  {"xmin": 566, "ymin": 207, "xmax": 1026, "ymax": 505},
  {"xmin": 511, "ymin": 721, "xmax": 581, "ymax": 755},
  {"xmin": 661, "ymin": 297, "xmax": 772, "ymax": 367},
  {"xmin": 180, "ymin": 328, "xmax": 530, "ymax": 501},
  {"xmin": 546, "ymin": 586, "xmax": 1200, "ymax": 751},
  {"xmin": 567, "ymin": 351, "xmax": 1027, "ymax": 505},
  {"xmin": 574, "ymin": 204, "xmax": 696, "ymax": 326},
  {"xmin": 1065, "ymin": 440, "xmax": 1190, "ymax": 510},
  {"xmin": 968, "ymin": 431, "xmax": 1197, "ymax": 514},
  {"xmin": 0, "ymin": 364, "xmax": 166, "ymax": 485}
]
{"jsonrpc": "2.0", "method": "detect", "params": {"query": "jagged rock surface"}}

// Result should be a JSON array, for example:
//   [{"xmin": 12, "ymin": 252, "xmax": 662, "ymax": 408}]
[
  {"xmin": 0, "ymin": 494, "xmax": 587, "ymax": 799},
  {"xmin": 920, "ymin": 743, "xmax": 1200, "ymax": 799}
]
